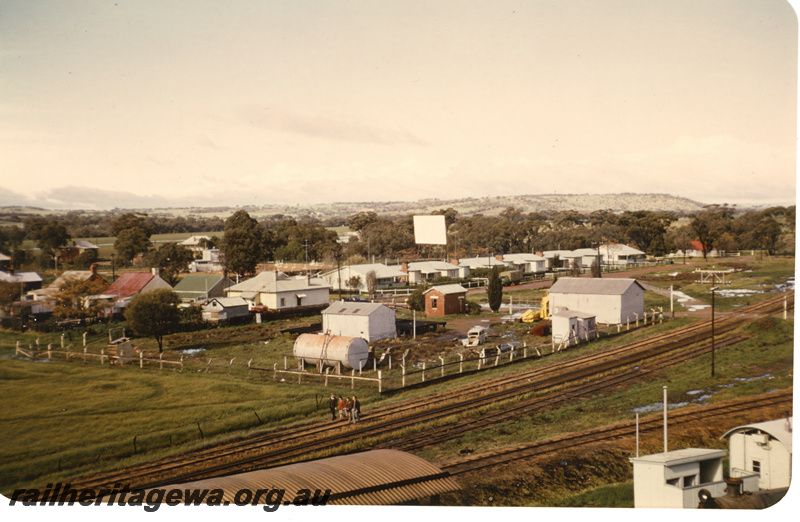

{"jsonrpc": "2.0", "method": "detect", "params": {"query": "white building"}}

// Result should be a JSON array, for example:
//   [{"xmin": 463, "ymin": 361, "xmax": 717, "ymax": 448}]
[
  {"xmin": 321, "ymin": 301, "xmax": 397, "ymax": 342},
  {"xmin": 570, "ymin": 248, "xmax": 606, "ymax": 268},
  {"xmin": 551, "ymin": 309, "xmax": 596, "ymax": 346},
  {"xmin": 721, "ymin": 417, "xmax": 793, "ymax": 491},
  {"xmin": 399, "ymin": 260, "xmax": 468, "ymax": 284},
  {"xmin": 321, "ymin": 263, "xmax": 407, "ymax": 294},
  {"xmin": 629, "ymin": 448, "xmax": 727, "ymax": 508},
  {"xmin": 202, "ymin": 297, "xmax": 250, "ymax": 322},
  {"xmin": 548, "ymin": 277, "xmax": 645, "ymax": 325},
  {"xmin": 226, "ymin": 271, "xmax": 330, "ymax": 310},
  {"xmin": 541, "ymin": 250, "xmax": 582, "ymax": 271},
  {"xmin": 601, "ymin": 243, "xmax": 646, "ymax": 265},
  {"xmin": 502, "ymin": 253, "xmax": 547, "ymax": 273},
  {"xmin": 457, "ymin": 256, "xmax": 507, "ymax": 271}
]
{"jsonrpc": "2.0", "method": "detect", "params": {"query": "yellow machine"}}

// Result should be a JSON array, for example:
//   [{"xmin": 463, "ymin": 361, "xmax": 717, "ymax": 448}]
[{"xmin": 521, "ymin": 294, "xmax": 549, "ymax": 322}]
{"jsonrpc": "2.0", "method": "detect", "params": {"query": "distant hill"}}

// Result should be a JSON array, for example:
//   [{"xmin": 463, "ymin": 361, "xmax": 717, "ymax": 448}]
[{"xmin": 0, "ymin": 193, "xmax": 709, "ymax": 219}]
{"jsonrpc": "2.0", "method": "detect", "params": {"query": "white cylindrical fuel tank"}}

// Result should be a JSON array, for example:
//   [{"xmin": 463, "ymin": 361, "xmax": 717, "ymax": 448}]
[{"xmin": 293, "ymin": 334, "xmax": 369, "ymax": 370}]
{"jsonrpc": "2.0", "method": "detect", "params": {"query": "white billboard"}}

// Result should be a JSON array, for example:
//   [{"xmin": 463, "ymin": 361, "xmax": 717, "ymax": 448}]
[{"xmin": 413, "ymin": 215, "xmax": 447, "ymax": 245}]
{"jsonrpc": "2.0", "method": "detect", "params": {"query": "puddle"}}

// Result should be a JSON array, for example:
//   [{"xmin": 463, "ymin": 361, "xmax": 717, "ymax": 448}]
[
  {"xmin": 733, "ymin": 373, "xmax": 773, "ymax": 382},
  {"xmin": 177, "ymin": 348, "xmax": 206, "ymax": 355}
]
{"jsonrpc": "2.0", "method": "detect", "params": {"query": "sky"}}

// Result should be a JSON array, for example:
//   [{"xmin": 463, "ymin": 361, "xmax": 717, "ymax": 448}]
[{"xmin": 0, "ymin": 0, "xmax": 797, "ymax": 210}]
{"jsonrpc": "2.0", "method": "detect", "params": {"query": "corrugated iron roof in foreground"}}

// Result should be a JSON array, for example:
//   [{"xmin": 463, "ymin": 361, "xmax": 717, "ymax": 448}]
[{"xmin": 160, "ymin": 449, "xmax": 460, "ymax": 505}]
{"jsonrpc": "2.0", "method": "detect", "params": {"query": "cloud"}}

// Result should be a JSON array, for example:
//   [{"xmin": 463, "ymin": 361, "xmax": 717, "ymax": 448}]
[{"xmin": 240, "ymin": 104, "xmax": 428, "ymax": 146}]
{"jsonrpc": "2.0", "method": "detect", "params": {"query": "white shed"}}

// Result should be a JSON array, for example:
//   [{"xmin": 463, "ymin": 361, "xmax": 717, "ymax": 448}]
[
  {"xmin": 721, "ymin": 417, "xmax": 793, "ymax": 491},
  {"xmin": 551, "ymin": 309, "xmax": 596, "ymax": 346},
  {"xmin": 548, "ymin": 277, "xmax": 645, "ymax": 325},
  {"xmin": 321, "ymin": 302, "xmax": 397, "ymax": 342},
  {"xmin": 629, "ymin": 448, "xmax": 727, "ymax": 508}
]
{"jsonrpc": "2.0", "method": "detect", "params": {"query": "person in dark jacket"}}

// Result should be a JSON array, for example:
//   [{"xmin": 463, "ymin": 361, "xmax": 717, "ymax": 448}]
[
  {"xmin": 328, "ymin": 393, "xmax": 337, "ymax": 421},
  {"xmin": 351, "ymin": 396, "xmax": 361, "ymax": 424}
]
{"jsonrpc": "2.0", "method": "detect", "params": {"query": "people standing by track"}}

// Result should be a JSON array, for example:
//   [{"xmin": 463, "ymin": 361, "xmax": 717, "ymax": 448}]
[
  {"xmin": 351, "ymin": 396, "xmax": 360, "ymax": 424},
  {"xmin": 337, "ymin": 395, "xmax": 345, "ymax": 420},
  {"xmin": 328, "ymin": 393, "xmax": 337, "ymax": 421}
]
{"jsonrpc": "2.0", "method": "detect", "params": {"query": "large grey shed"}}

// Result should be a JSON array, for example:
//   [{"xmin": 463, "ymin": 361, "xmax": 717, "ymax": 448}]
[{"xmin": 548, "ymin": 277, "xmax": 645, "ymax": 325}]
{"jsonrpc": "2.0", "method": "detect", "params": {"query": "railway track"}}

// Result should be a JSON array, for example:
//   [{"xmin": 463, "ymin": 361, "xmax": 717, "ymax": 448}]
[
  {"xmin": 69, "ymin": 292, "xmax": 792, "ymax": 490},
  {"xmin": 441, "ymin": 388, "xmax": 793, "ymax": 476}
]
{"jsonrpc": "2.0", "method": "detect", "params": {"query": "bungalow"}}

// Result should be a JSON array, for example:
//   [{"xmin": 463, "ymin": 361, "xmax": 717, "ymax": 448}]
[
  {"xmin": 179, "ymin": 235, "xmax": 212, "ymax": 254},
  {"xmin": 570, "ymin": 248, "xmax": 605, "ymax": 268},
  {"xmin": 321, "ymin": 263, "xmax": 407, "ymax": 294},
  {"xmin": 548, "ymin": 277, "xmax": 645, "ymax": 325},
  {"xmin": 190, "ymin": 248, "xmax": 223, "ymax": 272},
  {"xmin": 202, "ymin": 297, "xmax": 250, "ymax": 322},
  {"xmin": 321, "ymin": 301, "xmax": 396, "ymax": 342},
  {"xmin": 226, "ymin": 271, "xmax": 330, "ymax": 310},
  {"xmin": 601, "ymin": 243, "xmax": 646, "ymax": 265},
  {"xmin": 0, "ymin": 270, "xmax": 43, "ymax": 292},
  {"xmin": 502, "ymin": 253, "xmax": 547, "ymax": 274},
  {"xmin": 59, "ymin": 240, "xmax": 99, "ymax": 263},
  {"xmin": 424, "ymin": 284, "xmax": 468, "ymax": 316},
  {"xmin": 541, "ymin": 250, "xmax": 582, "ymax": 271},
  {"xmin": 22, "ymin": 265, "xmax": 109, "ymax": 315},
  {"xmin": 457, "ymin": 256, "xmax": 508, "ymax": 271},
  {"xmin": 96, "ymin": 269, "xmax": 172, "ymax": 314},
  {"xmin": 173, "ymin": 273, "xmax": 234, "ymax": 303},
  {"xmin": 399, "ymin": 260, "xmax": 467, "ymax": 284},
  {"xmin": 0, "ymin": 252, "xmax": 10, "ymax": 270}
]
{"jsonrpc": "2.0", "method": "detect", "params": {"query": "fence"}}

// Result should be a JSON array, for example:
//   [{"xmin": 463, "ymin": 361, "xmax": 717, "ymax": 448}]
[{"xmin": 14, "ymin": 341, "xmax": 185, "ymax": 370}]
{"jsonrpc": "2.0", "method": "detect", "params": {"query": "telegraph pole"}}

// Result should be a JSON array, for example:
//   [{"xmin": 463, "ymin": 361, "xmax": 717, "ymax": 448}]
[{"xmin": 711, "ymin": 286, "xmax": 718, "ymax": 377}]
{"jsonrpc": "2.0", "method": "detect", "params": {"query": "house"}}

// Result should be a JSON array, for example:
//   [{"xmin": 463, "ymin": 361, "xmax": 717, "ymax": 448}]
[
  {"xmin": 457, "ymin": 256, "xmax": 508, "ymax": 271},
  {"xmin": 202, "ymin": 297, "xmax": 250, "ymax": 322},
  {"xmin": 321, "ymin": 263, "xmax": 407, "ymax": 294},
  {"xmin": 502, "ymin": 253, "xmax": 547, "ymax": 274},
  {"xmin": 399, "ymin": 261, "xmax": 467, "ymax": 284},
  {"xmin": 59, "ymin": 240, "xmax": 99, "ymax": 263},
  {"xmin": 179, "ymin": 235, "xmax": 212, "ymax": 254},
  {"xmin": 601, "ymin": 243, "xmax": 646, "ymax": 265},
  {"xmin": 721, "ymin": 417, "xmax": 793, "ymax": 491},
  {"xmin": 321, "ymin": 301, "xmax": 397, "ymax": 342},
  {"xmin": 629, "ymin": 448, "xmax": 727, "ymax": 508},
  {"xmin": 226, "ymin": 270, "xmax": 330, "ymax": 310},
  {"xmin": 551, "ymin": 309, "xmax": 597, "ymax": 346},
  {"xmin": 173, "ymin": 274, "xmax": 234, "ymax": 303},
  {"xmin": 424, "ymin": 284, "xmax": 468, "ymax": 316},
  {"xmin": 0, "ymin": 270, "xmax": 43, "ymax": 292},
  {"xmin": 22, "ymin": 265, "xmax": 109, "ymax": 315},
  {"xmin": 570, "ymin": 248, "xmax": 605, "ymax": 269},
  {"xmin": 541, "ymin": 250, "xmax": 582, "ymax": 271},
  {"xmin": 548, "ymin": 277, "xmax": 645, "ymax": 325},
  {"xmin": 190, "ymin": 248, "xmax": 223, "ymax": 272},
  {"xmin": 97, "ymin": 269, "xmax": 172, "ymax": 314}
]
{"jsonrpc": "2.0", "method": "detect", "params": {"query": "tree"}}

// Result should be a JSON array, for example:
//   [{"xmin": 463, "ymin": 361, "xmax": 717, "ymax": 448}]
[
  {"xmin": 111, "ymin": 213, "xmax": 155, "ymax": 237},
  {"xmin": 690, "ymin": 206, "xmax": 733, "ymax": 260},
  {"xmin": 220, "ymin": 211, "xmax": 272, "ymax": 278},
  {"xmin": 365, "ymin": 270, "xmax": 378, "ymax": 297},
  {"xmin": 145, "ymin": 243, "xmax": 195, "ymax": 285},
  {"xmin": 590, "ymin": 259, "xmax": 602, "ymax": 278},
  {"xmin": 114, "ymin": 227, "xmax": 152, "ymax": 265},
  {"xmin": 26, "ymin": 217, "xmax": 70, "ymax": 267},
  {"xmin": 52, "ymin": 277, "xmax": 108, "ymax": 322},
  {"xmin": 487, "ymin": 267, "xmax": 503, "ymax": 312},
  {"xmin": 406, "ymin": 286, "xmax": 426, "ymax": 312},
  {"xmin": 124, "ymin": 289, "xmax": 181, "ymax": 352},
  {"xmin": 346, "ymin": 275, "xmax": 362, "ymax": 294}
]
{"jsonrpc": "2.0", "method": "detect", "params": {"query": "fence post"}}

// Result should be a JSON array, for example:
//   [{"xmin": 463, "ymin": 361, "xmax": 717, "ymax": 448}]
[
  {"xmin": 284, "ymin": 355, "xmax": 287, "ymax": 370},
  {"xmin": 205, "ymin": 359, "xmax": 212, "ymax": 373},
  {"xmin": 459, "ymin": 353, "xmax": 463, "ymax": 373},
  {"xmin": 180, "ymin": 355, "xmax": 184, "ymax": 372},
  {"xmin": 140, "ymin": 351, "xmax": 143, "ymax": 368},
  {"xmin": 47, "ymin": 344, "xmax": 52, "ymax": 360},
  {"xmin": 524, "ymin": 343, "xmax": 527, "ymax": 358},
  {"xmin": 422, "ymin": 362, "xmax": 426, "ymax": 382},
  {"xmin": 325, "ymin": 367, "xmax": 329, "ymax": 387},
  {"xmin": 248, "ymin": 359, "xmax": 252, "ymax": 378},
  {"xmin": 373, "ymin": 357, "xmax": 376, "ymax": 372},
  {"xmin": 351, "ymin": 369, "xmax": 355, "ymax": 389},
  {"xmin": 402, "ymin": 364, "xmax": 406, "ymax": 388},
  {"xmin": 388, "ymin": 353, "xmax": 392, "ymax": 370},
  {"xmin": 159, "ymin": 352, "xmax": 163, "ymax": 370},
  {"xmin": 494, "ymin": 354, "xmax": 499, "ymax": 367},
  {"xmin": 378, "ymin": 370, "xmax": 382, "ymax": 393},
  {"xmin": 83, "ymin": 332, "xmax": 87, "ymax": 347},
  {"xmin": 273, "ymin": 363, "xmax": 277, "ymax": 381},
  {"xmin": 36, "ymin": 337, "xmax": 40, "ymax": 349},
  {"xmin": 440, "ymin": 357, "xmax": 445, "ymax": 378},
  {"xmin": 100, "ymin": 347, "xmax": 105, "ymax": 365},
  {"xmin": 61, "ymin": 334, "xmax": 65, "ymax": 349},
  {"xmin": 229, "ymin": 358, "xmax": 235, "ymax": 375}
]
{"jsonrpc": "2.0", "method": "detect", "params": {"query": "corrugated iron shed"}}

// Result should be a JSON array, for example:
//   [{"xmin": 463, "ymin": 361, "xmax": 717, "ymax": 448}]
[
  {"xmin": 549, "ymin": 277, "xmax": 644, "ymax": 295},
  {"xmin": 104, "ymin": 272, "xmax": 154, "ymax": 300},
  {"xmin": 158, "ymin": 449, "xmax": 460, "ymax": 505}
]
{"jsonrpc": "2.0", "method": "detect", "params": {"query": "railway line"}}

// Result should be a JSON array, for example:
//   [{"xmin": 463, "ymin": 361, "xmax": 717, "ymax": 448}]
[
  {"xmin": 441, "ymin": 388, "xmax": 793, "ymax": 476},
  {"xmin": 69, "ymin": 291, "xmax": 792, "ymax": 491}
]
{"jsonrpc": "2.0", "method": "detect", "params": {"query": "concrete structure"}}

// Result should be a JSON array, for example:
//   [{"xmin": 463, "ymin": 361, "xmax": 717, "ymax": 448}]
[
  {"xmin": 322, "ymin": 301, "xmax": 396, "ymax": 342},
  {"xmin": 424, "ymin": 284, "xmax": 468, "ymax": 316},
  {"xmin": 173, "ymin": 274, "xmax": 233, "ymax": 303},
  {"xmin": 226, "ymin": 271, "xmax": 330, "ymax": 310},
  {"xmin": 551, "ymin": 309, "xmax": 596, "ymax": 346},
  {"xmin": 502, "ymin": 253, "xmax": 547, "ymax": 273},
  {"xmin": 630, "ymin": 448, "xmax": 727, "ymax": 508},
  {"xmin": 201, "ymin": 297, "xmax": 250, "ymax": 322},
  {"xmin": 548, "ymin": 277, "xmax": 645, "ymax": 325},
  {"xmin": 322, "ymin": 263, "xmax": 407, "ymax": 294},
  {"xmin": 721, "ymin": 417, "xmax": 793, "ymax": 491}
]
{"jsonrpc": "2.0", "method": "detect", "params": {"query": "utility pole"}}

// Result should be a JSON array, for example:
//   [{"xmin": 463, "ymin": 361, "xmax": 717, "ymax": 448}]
[{"xmin": 710, "ymin": 286, "xmax": 718, "ymax": 377}]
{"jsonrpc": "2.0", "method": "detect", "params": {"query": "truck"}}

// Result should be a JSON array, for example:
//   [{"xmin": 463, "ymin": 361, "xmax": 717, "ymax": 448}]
[
  {"xmin": 461, "ymin": 326, "xmax": 488, "ymax": 347},
  {"xmin": 499, "ymin": 270, "xmax": 523, "ymax": 286}
]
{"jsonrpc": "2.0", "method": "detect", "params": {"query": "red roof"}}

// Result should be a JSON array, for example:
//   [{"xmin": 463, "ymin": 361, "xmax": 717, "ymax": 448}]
[
  {"xmin": 690, "ymin": 241, "xmax": 704, "ymax": 251},
  {"xmin": 104, "ymin": 272, "xmax": 154, "ymax": 300}
]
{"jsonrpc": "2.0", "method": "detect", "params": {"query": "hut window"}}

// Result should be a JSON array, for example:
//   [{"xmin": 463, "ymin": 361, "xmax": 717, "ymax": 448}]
[
  {"xmin": 431, "ymin": 297, "xmax": 438, "ymax": 309},
  {"xmin": 752, "ymin": 460, "xmax": 761, "ymax": 473}
]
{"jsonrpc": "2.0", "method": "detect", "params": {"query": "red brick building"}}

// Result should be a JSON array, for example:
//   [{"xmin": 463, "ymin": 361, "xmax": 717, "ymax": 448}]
[{"xmin": 423, "ymin": 284, "xmax": 468, "ymax": 316}]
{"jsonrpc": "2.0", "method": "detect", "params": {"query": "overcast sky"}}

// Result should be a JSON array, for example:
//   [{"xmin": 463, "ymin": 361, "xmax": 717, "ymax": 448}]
[{"xmin": 0, "ymin": 0, "xmax": 797, "ymax": 210}]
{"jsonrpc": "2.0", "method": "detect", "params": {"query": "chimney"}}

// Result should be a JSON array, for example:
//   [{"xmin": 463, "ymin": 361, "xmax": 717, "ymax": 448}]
[
  {"xmin": 450, "ymin": 258, "xmax": 459, "ymax": 266},
  {"xmin": 90, "ymin": 263, "xmax": 97, "ymax": 276},
  {"xmin": 152, "ymin": 267, "xmax": 160, "ymax": 277},
  {"xmin": 495, "ymin": 254, "xmax": 504, "ymax": 261},
  {"xmin": 401, "ymin": 262, "xmax": 408, "ymax": 273}
]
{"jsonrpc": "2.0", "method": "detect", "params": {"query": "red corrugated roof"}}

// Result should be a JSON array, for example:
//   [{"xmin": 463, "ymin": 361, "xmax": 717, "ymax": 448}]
[{"xmin": 104, "ymin": 272, "xmax": 154, "ymax": 300}]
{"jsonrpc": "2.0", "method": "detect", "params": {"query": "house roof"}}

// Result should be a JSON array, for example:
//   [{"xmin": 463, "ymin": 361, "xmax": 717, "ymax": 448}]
[
  {"xmin": 457, "ymin": 257, "xmax": 507, "ymax": 268},
  {"xmin": 552, "ymin": 309, "xmax": 596, "ymax": 319},
  {"xmin": 322, "ymin": 301, "xmax": 392, "ymax": 317},
  {"xmin": 173, "ymin": 274, "xmax": 224, "ymax": 293},
  {"xmin": 542, "ymin": 250, "xmax": 581, "ymax": 259},
  {"xmin": 228, "ymin": 271, "xmax": 329, "ymax": 294},
  {"xmin": 72, "ymin": 240, "xmax": 99, "ymax": 250},
  {"xmin": 503, "ymin": 253, "xmax": 546, "ymax": 262},
  {"xmin": 424, "ymin": 284, "xmax": 468, "ymax": 295},
  {"xmin": 549, "ymin": 277, "xmax": 644, "ymax": 296},
  {"xmin": 205, "ymin": 297, "xmax": 249, "ymax": 309},
  {"xmin": 405, "ymin": 261, "xmax": 460, "ymax": 274},
  {"xmin": 629, "ymin": 448, "xmax": 727, "ymax": 465},
  {"xmin": 0, "ymin": 253, "xmax": 11, "ymax": 262},
  {"xmin": 0, "ymin": 271, "xmax": 43, "ymax": 284},
  {"xmin": 721, "ymin": 417, "xmax": 793, "ymax": 453},
  {"xmin": 180, "ymin": 235, "xmax": 211, "ymax": 247},
  {"xmin": 50, "ymin": 271, "xmax": 106, "ymax": 289},
  {"xmin": 602, "ymin": 243, "xmax": 645, "ymax": 256},
  {"xmin": 103, "ymin": 272, "xmax": 156, "ymax": 300},
  {"xmin": 342, "ymin": 263, "xmax": 407, "ymax": 279}
]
